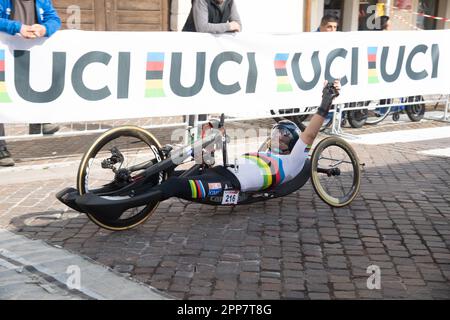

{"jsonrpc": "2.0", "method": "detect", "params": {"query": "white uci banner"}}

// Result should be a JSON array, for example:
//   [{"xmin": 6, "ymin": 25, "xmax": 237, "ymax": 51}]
[{"xmin": 0, "ymin": 29, "xmax": 449, "ymax": 123}]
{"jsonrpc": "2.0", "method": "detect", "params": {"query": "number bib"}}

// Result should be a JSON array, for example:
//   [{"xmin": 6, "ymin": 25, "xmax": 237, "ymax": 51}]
[{"xmin": 222, "ymin": 190, "xmax": 239, "ymax": 205}]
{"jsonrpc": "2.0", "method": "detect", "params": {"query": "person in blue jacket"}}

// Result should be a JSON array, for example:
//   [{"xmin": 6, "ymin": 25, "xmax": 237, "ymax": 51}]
[
  {"xmin": 0, "ymin": 0, "xmax": 61, "ymax": 38},
  {"xmin": 0, "ymin": 0, "xmax": 61, "ymax": 167}
]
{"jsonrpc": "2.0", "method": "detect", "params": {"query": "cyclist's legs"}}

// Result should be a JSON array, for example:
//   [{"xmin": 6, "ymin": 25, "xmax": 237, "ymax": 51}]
[{"xmin": 152, "ymin": 167, "xmax": 238, "ymax": 201}]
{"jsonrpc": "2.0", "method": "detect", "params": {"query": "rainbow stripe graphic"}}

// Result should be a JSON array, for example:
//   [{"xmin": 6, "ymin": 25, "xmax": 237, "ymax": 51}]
[
  {"xmin": 0, "ymin": 50, "xmax": 12, "ymax": 103},
  {"xmin": 244, "ymin": 152, "xmax": 285, "ymax": 189},
  {"xmin": 274, "ymin": 53, "xmax": 292, "ymax": 92},
  {"xmin": 368, "ymin": 47, "xmax": 379, "ymax": 84},
  {"xmin": 304, "ymin": 144, "xmax": 312, "ymax": 153},
  {"xmin": 189, "ymin": 180, "xmax": 206, "ymax": 199},
  {"xmin": 145, "ymin": 52, "xmax": 165, "ymax": 98},
  {"xmin": 305, "ymin": 144, "xmax": 312, "ymax": 159}
]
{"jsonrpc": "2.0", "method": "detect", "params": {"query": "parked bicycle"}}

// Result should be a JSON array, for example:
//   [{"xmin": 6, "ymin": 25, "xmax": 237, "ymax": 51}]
[{"xmin": 346, "ymin": 96, "xmax": 426, "ymax": 128}]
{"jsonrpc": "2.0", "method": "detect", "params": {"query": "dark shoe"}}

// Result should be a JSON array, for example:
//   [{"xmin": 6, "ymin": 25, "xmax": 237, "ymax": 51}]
[
  {"xmin": 29, "ymin": 123, "xmax": 60, "ymax": 135},
  {"xmin": 0, "ymin": 148, "xmax": 14, "ymax": 167},
  {"xmin": 42, "ymin": 123, "xmax": 60, "ymax": 135}
]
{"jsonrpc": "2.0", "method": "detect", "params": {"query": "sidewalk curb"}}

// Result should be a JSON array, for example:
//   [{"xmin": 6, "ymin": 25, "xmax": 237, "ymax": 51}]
[{"xmin": 0, "ymin": 229, "xmax": 174, "ymax": 300}]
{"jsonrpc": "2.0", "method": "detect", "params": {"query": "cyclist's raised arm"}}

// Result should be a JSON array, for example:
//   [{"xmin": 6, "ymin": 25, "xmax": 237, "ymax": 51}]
[{"xmin": 300, "ymin": 80, "xmax": 340, "ymax": 145}]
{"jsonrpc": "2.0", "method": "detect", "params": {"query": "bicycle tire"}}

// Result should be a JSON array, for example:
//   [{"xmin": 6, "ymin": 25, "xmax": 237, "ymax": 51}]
[
  {"xmin": 347, "ymin": 102, "xmax": 368, "ymax": 128},
  {"xmin": 310, "ymin": 137, "xmax": 361, "ymax": 207},
  {"xmin": 406, "ymin": 95, "xmax": 425, "ymax": 122},
  {"xmin": 77, "ymin": 126, "xmax": 166, "ymax": 231},
  {"xmin": 365, "ymin": 99, "xmax": 392, "ymax": 125}
]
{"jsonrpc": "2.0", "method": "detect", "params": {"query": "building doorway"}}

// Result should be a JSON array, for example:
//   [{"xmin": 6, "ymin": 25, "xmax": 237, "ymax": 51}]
[{"xmin": 53, "ymin": 0, "xmax": 170, "ymax": 31}]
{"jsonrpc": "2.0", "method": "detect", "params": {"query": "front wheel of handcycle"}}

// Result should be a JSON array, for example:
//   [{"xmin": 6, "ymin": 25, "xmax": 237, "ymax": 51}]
[
  {"xmin": 77, "ymin": 126, "xmax": 166, "ymax": 231},
  {"xmin": 310, "ymin": 136, "xmax": 361, "ymax": 207}
]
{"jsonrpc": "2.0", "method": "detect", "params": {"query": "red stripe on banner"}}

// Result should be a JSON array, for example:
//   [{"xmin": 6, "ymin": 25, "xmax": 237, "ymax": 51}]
[
  {"xmin": 274, "ymin": 60, "xmax": 287, "ymax": 69},
  {"xmin": 0, "ymin": 61, "xmax": 4, "ymax": 72},
  {"xmin": 368, "ymin": 54, "xmax": 377, "ymax": 62},
  {"xmin": 147, "ymin": 62, "xmax": 164, "ymax": 71}
]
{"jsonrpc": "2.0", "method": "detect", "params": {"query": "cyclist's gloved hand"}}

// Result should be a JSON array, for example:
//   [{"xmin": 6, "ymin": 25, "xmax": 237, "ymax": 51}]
[
  {"xmin": 317, "ymin": 80, "xmax": 341, "ymax": 118},
  {"xmin": 323, "ymin": 82, "xmax": 340, "ymax": 99}
]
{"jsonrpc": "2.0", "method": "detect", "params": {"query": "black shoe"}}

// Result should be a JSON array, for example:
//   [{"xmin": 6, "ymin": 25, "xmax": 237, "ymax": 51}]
[
  {"xmin": 29, "ymin": 123, "xmax": 60, "ymax": 135},
  {"xmin": 42, "ymin": 123, "xmax": 60, "ymax": 135},
  {"xmin": 0, "ymin": 148, "xmax": 14, "ymax": 167}
]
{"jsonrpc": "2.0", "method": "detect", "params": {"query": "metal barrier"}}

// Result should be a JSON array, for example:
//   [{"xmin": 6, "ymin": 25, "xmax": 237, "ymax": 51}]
[
  {"xmin": 327, "ymin": 94, "xmax": 450, "ymax": 138},
  {"xmin": 424, "ymin": 94, "xmax": 450, "ymax": 123},
  {"xmin": 1, "ymin": 94, "xmax": 449, "ymax": 144},
  {"xmin": 1, "ymin": 116, "xmax": 190, "ymax": 142}
]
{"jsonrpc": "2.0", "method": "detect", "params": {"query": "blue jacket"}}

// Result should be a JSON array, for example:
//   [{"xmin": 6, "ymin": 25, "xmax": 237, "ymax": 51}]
[{"xmin": 0, "ymin": 0, "xmax": 61, "ymax": 37}]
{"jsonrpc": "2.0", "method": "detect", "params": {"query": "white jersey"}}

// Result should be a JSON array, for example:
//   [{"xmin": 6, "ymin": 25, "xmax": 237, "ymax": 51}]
[{"xmin": 227, "ymin": 138, "xmax": 310, "ymax": 192}]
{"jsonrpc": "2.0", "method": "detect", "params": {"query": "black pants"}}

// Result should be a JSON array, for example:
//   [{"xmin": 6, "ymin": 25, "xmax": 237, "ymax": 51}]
[
  {"xmin": 0, "ymin": 123, "xmax": 6, "ymax": 150},
  {"xmin": 154, "ymin": 166, "xmax": 240, "ymax": 201}
]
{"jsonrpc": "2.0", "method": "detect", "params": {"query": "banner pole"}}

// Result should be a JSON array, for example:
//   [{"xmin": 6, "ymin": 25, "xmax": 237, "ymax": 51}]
[
  {"xmin": 331, "ymin": 104, "xmax": 343, "ymax": 135},
  {"xmin": 445, "ymin": 94, "xmax": 449, "ymax": 121},
  {"xmin": 184, "ymin": 114, "xmax": 190, "ymax": 145}
]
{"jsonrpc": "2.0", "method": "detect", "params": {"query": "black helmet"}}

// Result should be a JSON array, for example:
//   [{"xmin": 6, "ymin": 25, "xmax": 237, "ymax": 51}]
[{"xmin": 270, "ymin": 120, "xmax": 301, "ymax": 154}]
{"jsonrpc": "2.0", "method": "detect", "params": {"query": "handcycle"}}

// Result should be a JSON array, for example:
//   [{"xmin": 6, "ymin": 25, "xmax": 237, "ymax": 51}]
[{"xmin": 56, "ymin": 114, "xmax": 362, "ymax": 231}]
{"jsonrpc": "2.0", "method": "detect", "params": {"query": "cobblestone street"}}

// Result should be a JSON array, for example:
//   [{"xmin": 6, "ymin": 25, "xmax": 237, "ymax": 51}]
[{"xmin": 1, "ymin": 117, "xmax": 449, "ymax": 300}]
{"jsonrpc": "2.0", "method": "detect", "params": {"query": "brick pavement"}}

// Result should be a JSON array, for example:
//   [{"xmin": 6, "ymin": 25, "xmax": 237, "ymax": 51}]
[{"xmin": 0, "ymin": 116, "xmax": 449, "ymax": 300}]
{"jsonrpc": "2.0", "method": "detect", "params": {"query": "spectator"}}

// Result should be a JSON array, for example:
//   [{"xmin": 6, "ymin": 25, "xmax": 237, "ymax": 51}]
[
  {"xmin": 183, "ymin": 0, "xmax": 242, "ymax": 33},
  {"xmin": 317, "ymin": 14, "xmax": 339, "ymax": 32},
  {"xmin": 0, "ymin": 124, "xmax": 13, "ymax": 166},
  {"xmin": 0, "ymin": 0, "xmax": 62, "ymax": 137},
  {"xmin": 182, "ymin": 0, "xmax": 242, "ymax": 124},
  {"xmin": 0, "ymin": 0, "xmax": 61, "ymax": 166}
]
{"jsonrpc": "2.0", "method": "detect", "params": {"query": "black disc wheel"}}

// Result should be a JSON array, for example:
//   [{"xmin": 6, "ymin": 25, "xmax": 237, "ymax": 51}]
[
  {"xmin": 347, "ymin": 101, "xmax": 374, "ymax": 128},
  {"xmin": 310, "ymin": 137, "xmax": 361, "ymax": 207},
  {"xmin": 406, "ymin": 95, "xmax": 425, "ymax": 122},
  {"xmin": 77, "ymin": 126, "xmax": 166, "ymax": 231}
]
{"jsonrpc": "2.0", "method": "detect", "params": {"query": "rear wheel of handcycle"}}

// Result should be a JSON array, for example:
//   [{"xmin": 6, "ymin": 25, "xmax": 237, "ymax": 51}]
[
  {"xmin": 77, "ymin": 126, "xmax": 166, "ymax": 231},
  {"xmin": 310, "ymin": 137, "xmax": 361, "ymax": 207},
  {"xmin": 406, "ymin": 95, "xmax": 425, "ymax": 122}
]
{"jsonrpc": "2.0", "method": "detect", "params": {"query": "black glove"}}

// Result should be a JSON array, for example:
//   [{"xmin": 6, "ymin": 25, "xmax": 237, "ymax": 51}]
[{"xmin": 316, "ymin": 83, "xmax": 340, "ymax": 118}]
